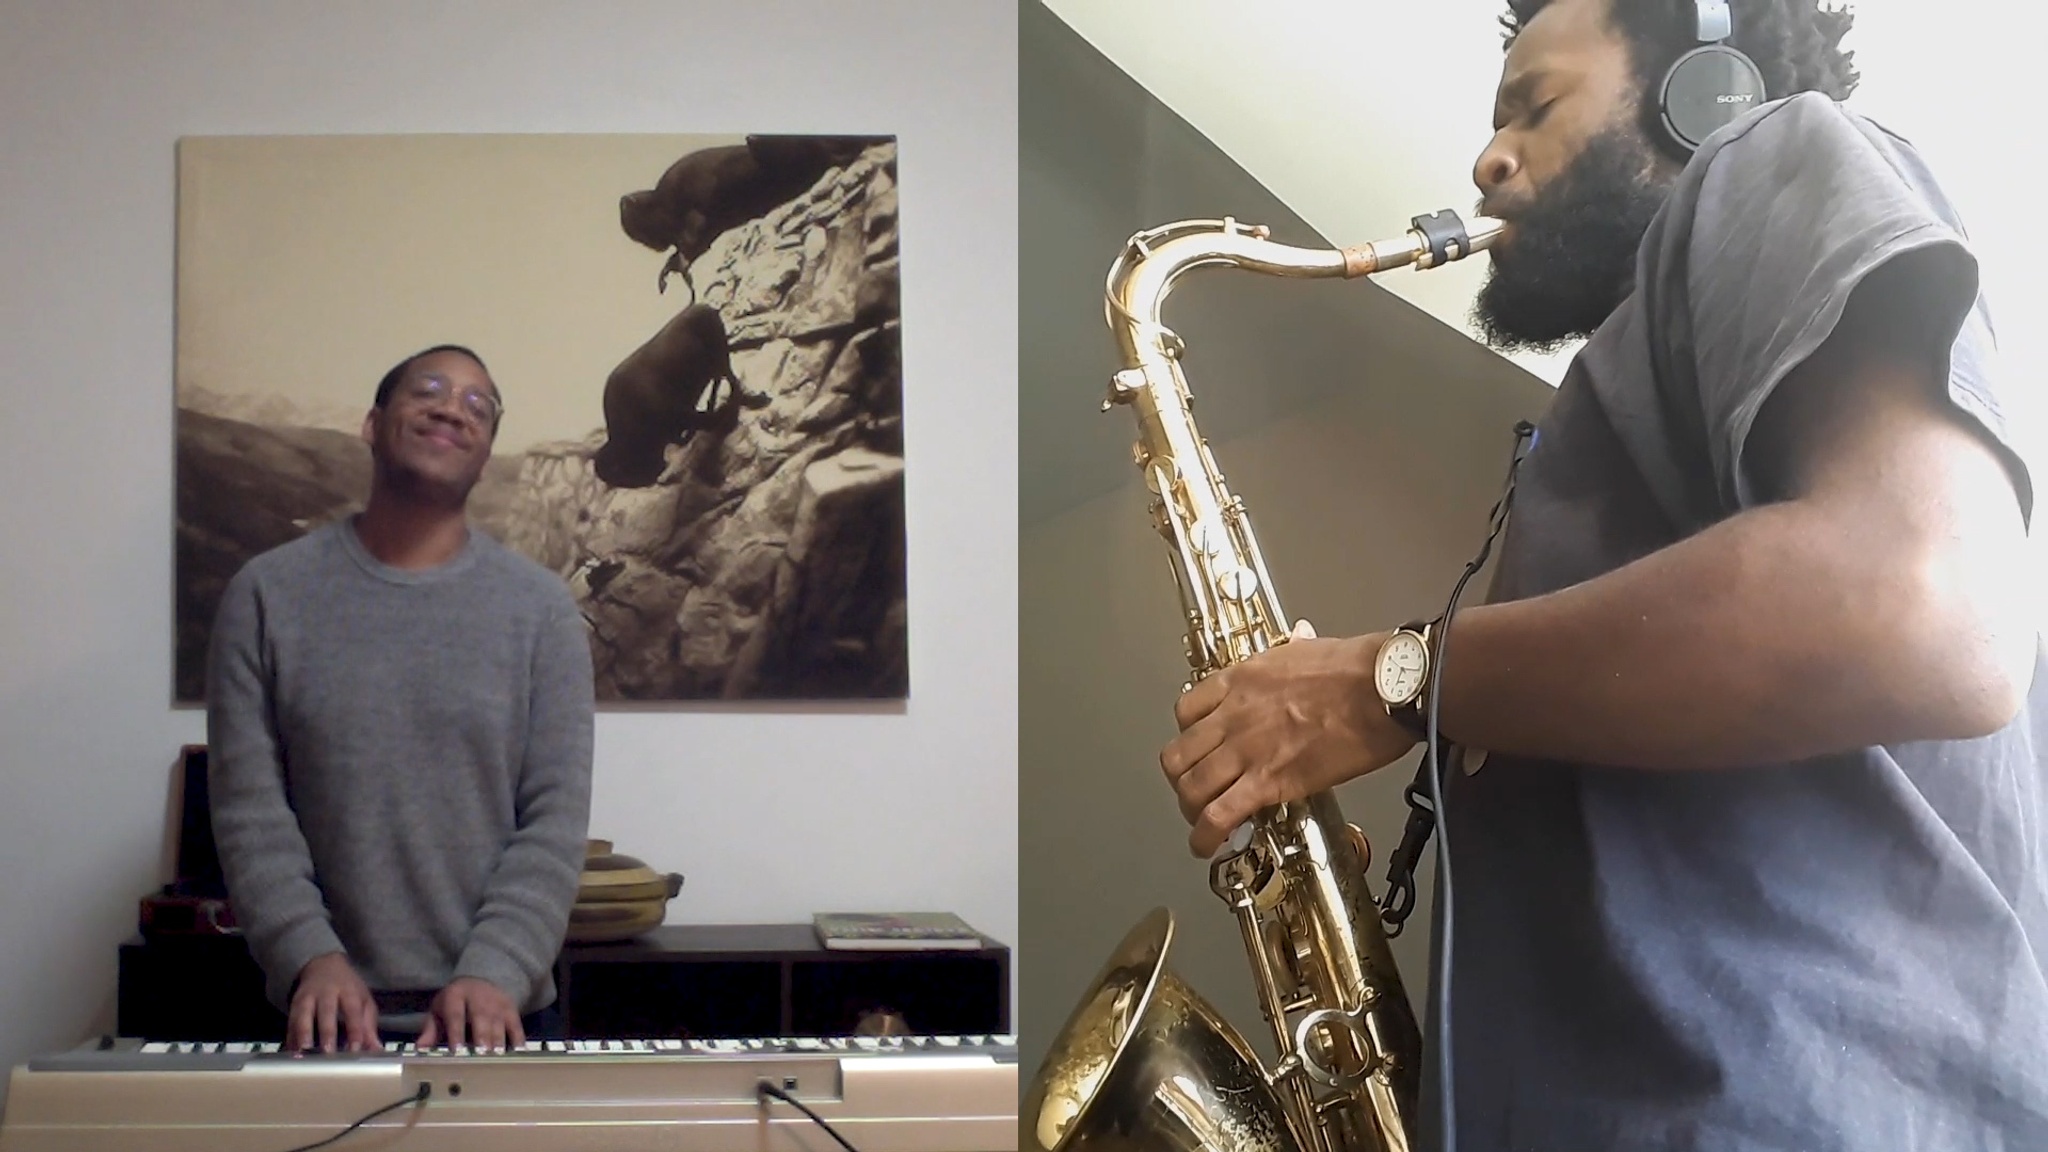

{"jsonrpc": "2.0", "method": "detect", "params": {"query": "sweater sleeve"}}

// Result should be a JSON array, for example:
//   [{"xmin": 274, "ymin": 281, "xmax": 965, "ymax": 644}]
[
  {"xmin": 452, "ymin": 597, "xmax": 595, "ymax": 1011},
  {"xmin": 205, "ymin": 566, "xmax": 348, "ymax": 1010}
]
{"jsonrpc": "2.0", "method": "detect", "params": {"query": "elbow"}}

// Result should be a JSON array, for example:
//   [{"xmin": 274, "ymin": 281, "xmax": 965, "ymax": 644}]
[
  {"xmin": 1915, "ymin": 660, "xmax": 2030, "ymax": 742},
  {"xmin": 1941, "ymin": 633, "xmax": 2035, "ymax": 739},
  {"xmin": 1886, "ymin": 567, "xmax": 2038, "ymax": 742}
]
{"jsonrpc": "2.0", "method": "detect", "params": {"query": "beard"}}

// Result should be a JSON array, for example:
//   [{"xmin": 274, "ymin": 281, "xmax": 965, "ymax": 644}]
[{"xmin": 1472, "ymin": 123, "xmax": 1672, "ymax": 355}]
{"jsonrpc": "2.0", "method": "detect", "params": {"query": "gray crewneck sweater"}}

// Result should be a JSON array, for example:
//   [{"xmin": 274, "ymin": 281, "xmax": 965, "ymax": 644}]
[{"xmin": 206, "ymin": 518, "xmax": 594, "ymax": 1016}]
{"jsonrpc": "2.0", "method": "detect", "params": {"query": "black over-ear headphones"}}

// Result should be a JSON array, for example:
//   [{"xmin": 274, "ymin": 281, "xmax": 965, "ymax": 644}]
[{"xmin": 1656, "ymin": 0, "xmax": 1769, "ymax": 152}]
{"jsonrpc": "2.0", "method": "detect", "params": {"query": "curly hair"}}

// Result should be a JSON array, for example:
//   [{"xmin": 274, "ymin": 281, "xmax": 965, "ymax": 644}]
[{"xmin": 1502, "ymin": 0, "xmax": 1859, "ymax": 104}]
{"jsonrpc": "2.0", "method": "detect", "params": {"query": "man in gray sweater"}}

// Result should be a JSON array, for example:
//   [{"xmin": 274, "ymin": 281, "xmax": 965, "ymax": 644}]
[{"xmin": 206, "ymin": 344, "xmax": 595, "ymax": 1055}]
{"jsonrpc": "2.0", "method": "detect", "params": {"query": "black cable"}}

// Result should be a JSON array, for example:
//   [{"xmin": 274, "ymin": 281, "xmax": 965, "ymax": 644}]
[
  {"xmin": 1421, "ymin": 419, "xmax": 1537, "ymax": 1152},
  {"xmin": 758, "ymin": 1080, "xmax": 864, "ymax": 1152},
  {"xmin": 274, "ymin": 1082, "xmax": 431, "ymax": 1152}
]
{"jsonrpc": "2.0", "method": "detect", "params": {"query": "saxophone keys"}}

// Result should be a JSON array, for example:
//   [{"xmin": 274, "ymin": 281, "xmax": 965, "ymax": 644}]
[
  {"xmin": 1217, "ymin": 565, "xmax": 1260, "ymax": 602},
  {"xmin": 1107, "ymin": 367, "xmax": 1145, "ymax": 405},
  {"xmin": 1144, "ymin": 458, "xmax": 1173, "ymax": 495},
  {"xmin": 1186, "ymin": 519, "xmax": 1213, "ymax": 553},
  {"xmin": 1345, "ymin": 822, "xmax": 1372, "ymax": 871}
]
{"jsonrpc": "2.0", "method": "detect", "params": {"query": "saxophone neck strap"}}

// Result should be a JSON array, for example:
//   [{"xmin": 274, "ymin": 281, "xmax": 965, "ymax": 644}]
[{"xmin": 1377, "ymin": 419, "xmax": 1540, "ymax": 935}]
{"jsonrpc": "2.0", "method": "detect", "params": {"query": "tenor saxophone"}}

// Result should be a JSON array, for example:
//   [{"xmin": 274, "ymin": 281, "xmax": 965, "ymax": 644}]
[{"xmin": 1023, "ymin": 210, "xmax": 1503, "ymax": 1152}]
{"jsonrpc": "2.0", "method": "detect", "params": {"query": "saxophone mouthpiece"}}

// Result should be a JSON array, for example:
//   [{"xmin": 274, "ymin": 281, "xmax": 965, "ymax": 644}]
[
  {"xmin": 1462, "ymin": 213, "xmax": 1508, "ymax": 251},
  {"xmin": 1410, "ymin": 209, "xmax": 1506, "ymax": 269},
  {"xmin": 1338, "ymin": 209, "xmax": 1508, "ymax": 277}
]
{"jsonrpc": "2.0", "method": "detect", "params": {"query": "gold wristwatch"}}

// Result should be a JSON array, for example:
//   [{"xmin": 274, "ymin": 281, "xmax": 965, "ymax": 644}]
[{"xmin": 1373, "ymin": 620, "xmax": 1433, "ymax": 740}]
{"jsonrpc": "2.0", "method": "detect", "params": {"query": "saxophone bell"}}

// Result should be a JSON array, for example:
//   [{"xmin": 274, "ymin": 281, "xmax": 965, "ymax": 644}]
[
  {"xmin": 1024, "ymin": 908, "xmax": 1307, "ymax": 1152},
  {"xmin": 1030, "ymin": 209, "xmax": 1495, "ymax": 1152}
]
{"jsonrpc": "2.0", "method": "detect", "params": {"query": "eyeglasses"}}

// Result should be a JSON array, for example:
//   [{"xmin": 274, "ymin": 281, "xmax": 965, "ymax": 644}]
[{"xmin": 399, "ymin": 374, "xmax": 503, "ymax": 427}]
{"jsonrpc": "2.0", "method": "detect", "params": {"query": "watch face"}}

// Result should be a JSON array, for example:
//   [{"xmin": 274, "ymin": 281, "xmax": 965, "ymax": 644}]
[{"xmin": 1376, "ymin": 631, "xmax": 1428, "ymax": 707}]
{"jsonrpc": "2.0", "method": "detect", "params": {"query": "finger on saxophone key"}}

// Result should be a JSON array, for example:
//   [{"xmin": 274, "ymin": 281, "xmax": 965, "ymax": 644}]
[{"xmin": 1222, "ymin": 821, "xmax": 1255, "ymax": 857}]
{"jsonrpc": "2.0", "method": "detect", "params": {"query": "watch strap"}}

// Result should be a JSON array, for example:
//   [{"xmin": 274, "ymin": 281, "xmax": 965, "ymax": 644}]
[{"xmin": 1383, "ymin": 619, "xmax": 1432, "ymax": 739}]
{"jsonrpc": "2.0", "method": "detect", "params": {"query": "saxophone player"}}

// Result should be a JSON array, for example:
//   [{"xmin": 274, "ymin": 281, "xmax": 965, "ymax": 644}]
[{"xmin": 1159, "ymin": 2, "xmax": 2047, "ymax": 1150}]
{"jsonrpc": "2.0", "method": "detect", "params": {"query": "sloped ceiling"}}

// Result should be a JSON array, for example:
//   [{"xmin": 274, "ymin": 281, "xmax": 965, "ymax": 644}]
[
  {"xmin": 1036, "ymin": 0, "xmax": 1583, "ymax": 388},
  {"xmin": 1020, "ymin": 0, "xmax": 1562, "ymax": 526}
]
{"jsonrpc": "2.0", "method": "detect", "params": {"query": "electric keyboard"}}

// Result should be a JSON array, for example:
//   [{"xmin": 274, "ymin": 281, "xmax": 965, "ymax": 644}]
[{"xmin": 0, "ymin": 1032, "xmax": 1019, "ymax": 1151}]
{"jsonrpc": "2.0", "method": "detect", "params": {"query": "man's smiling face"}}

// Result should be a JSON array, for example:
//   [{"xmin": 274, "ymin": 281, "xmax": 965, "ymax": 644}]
[{"xmin": 363, "ymin": 349, "xmax": 500, "ymax": 504}]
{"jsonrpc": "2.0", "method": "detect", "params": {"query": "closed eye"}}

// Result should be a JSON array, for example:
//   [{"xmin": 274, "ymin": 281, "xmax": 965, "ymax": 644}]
[{"xmin": 1492, "ymin": 96, "xmax": 1557, "ymax": 135}]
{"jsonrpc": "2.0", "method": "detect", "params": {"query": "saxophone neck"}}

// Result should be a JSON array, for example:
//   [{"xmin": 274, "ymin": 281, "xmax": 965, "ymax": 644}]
[{"xmin": 1104, "ymin": 211, "xmax": 1504, "ymax": 367}]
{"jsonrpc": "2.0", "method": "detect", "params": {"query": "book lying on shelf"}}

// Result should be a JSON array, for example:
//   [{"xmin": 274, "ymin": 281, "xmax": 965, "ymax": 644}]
[{"xmin": 813, "ymin": 912, "xmax": 985, "ymax": 951}]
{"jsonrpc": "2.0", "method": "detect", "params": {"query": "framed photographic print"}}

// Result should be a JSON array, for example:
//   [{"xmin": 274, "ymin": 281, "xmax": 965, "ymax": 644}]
[{"xmin": 173, "ymin": 132, "xmax": 906, "ymax": 704}]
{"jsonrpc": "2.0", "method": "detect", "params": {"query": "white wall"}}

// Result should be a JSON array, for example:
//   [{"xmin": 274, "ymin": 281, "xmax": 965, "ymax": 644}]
[{"xmin": 0, "ymin": 0, "xmax": 1017, "ymax": 1089}]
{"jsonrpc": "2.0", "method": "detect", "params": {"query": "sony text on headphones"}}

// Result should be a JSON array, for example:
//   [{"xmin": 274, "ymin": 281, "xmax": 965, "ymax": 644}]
[{"xmin": 1657, "ymin": 0, "xmax": 1770, "ymax": 151}]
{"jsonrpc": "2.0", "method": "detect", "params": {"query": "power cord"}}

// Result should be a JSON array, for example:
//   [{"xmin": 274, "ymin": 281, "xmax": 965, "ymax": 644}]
[
  {"xmin": 1378, "ymin": 419, "xmax": 1537, "ymax": 1152},
  {"xmin": 758, "ymin": 1080, "xmax": 864, "ymax": 1152},
  {"xmin": 244, "ymin": 1061, "xmax": 863, "ymax": 1152},
  {"xmin": 274, "ymin": 1082, "xmax": 431, "ymax": 1152}
]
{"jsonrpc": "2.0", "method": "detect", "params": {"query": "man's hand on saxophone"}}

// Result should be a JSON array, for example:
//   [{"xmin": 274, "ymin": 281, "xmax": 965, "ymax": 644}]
[{"xmin": 1160, "ymin": 619, "xmax": 1419, "ymax": 858}]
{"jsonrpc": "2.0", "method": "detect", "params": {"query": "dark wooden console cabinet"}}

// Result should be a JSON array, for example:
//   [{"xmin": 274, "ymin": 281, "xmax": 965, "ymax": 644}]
[
  {"xmin": 554, "ymin": 924, "xmax": 1009, "ymax": 1039},
  {"xmin": 117, "ymin": 924, "xmax": 1009, "ymax": 1042}
]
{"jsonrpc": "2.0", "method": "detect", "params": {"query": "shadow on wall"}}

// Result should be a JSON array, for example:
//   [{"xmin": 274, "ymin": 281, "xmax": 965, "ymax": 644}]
[{"xmin": 1017, "ymin": 0, "xmax": 1555, "ymax": 1099}]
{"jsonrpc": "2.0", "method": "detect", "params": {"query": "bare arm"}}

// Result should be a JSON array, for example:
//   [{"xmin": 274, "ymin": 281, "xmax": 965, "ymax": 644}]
[
  {"xmin": 1161, "ymin": 251, "xmax": 2037, "ymax": 856},
  {"xmin": 1437, "ymin": 253, "xmax": 2036, "ymax": 769}
]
